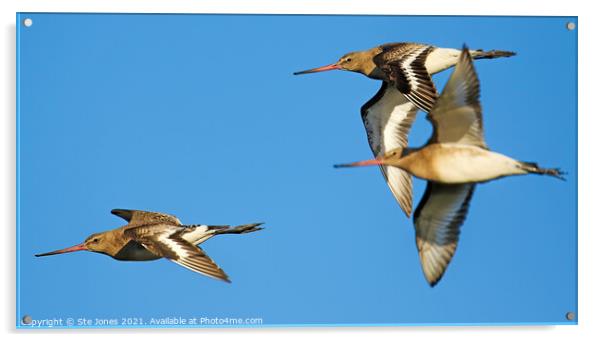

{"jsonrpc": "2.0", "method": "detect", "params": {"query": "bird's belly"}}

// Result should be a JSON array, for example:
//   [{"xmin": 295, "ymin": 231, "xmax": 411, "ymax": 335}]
[
  {"xmin": 113, "ymin": 240, "xmax": 161, "ymax": 261},
  {"xmin": 413, "ymin": 145, "xmax": 521, "ymax": 184}
]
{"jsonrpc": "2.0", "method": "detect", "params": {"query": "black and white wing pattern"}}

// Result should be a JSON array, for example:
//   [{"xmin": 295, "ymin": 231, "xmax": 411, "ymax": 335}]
[
  {"xmin": 361, "ymin": 82, "xmax": 419, "ymax": 217},
  {"xmin": 124, "ymin": 224, "xmax": 230, "ymax": 282},
  {"xmin": 427, "ymin": 45, "xmax": 486, "ymax": 148},
  {"xmin": 413, "ymin": 182, "xmax": 475, "ymax": 287},
  {"xmin": 111, "ymin": 209, "xmax": 182, "ymax": 226},
  {"xmin": 374, "ymin": 43, "xmax": 438, "ymax": 113}
]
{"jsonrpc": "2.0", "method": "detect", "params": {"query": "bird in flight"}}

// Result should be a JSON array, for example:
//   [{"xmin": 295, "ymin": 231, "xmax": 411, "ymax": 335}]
[
  {"xmin": 334, "ymin": 46, "xmax": 563, "ymax": 286},
  {"xmin": 35, "ymin": 209, "xmax": 264, "ymax": 282},
  {"xmin": 295, "ymin": 42, "xmax": 515, "ymax": 217}
]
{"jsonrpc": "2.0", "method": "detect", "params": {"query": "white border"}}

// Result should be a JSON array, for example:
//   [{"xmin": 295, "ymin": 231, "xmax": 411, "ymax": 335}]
[{"xmin": 2, "ymin": 1, "xmax": 600, "ymax": 341}]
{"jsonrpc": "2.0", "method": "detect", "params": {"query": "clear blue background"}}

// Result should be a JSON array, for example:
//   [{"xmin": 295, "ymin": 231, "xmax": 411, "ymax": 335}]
[{"xmin": 17, "ymin": 14, "xmax": 577, "ymax": 327}]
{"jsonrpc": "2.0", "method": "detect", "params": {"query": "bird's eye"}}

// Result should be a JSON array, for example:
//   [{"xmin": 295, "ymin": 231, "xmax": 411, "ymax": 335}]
[
  {"xmin": 93, "ymin": 238, "xmax": 100, "ymax": 243},
  {"xmin": 346, "ymin": 58, "xmax": 352, "ymax": 62}
]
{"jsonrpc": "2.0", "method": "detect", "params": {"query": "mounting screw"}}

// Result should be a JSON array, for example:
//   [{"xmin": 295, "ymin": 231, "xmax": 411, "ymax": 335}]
[
  {"xmin": 566, "ymin": 311, "xmax": 575, "ymax": 321},
  {"xmin": 566, "ymin": 22, "xmax": 576, "ymax": 31},
  {"xmin": 21, "ymin": 315, "xmax": 32, "ymax": 325},
  {"xmin": 23, "ymin": 18, "xmax": 33, "ymax": 27}
]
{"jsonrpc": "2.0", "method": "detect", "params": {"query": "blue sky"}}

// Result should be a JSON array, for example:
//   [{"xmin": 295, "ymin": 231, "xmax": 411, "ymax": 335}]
[{"xmin": 17, "ymin": 14, "xmax": 577, "ymax": 327}]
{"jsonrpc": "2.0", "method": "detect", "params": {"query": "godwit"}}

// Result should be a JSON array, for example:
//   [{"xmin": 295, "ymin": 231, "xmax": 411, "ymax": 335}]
[
  {"xmin": 35, "ymin": 209, "xmax": 264, "ymax": 282},
  {"xmin": 334, "ymin": 46, "xmax": 563, "ymax": 286},
  {"xmin": 295, "ymin": 42, "xmax": 515, "ymax": 217}
]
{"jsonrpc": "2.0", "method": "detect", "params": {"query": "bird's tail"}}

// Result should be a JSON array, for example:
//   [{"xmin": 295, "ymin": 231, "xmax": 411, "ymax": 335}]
[
  {"xmin": 518, "ymin": 161, "xmax": 566, "ymax": 180},
  {"xmin": 212, "ymin": 223, "xmax": 264, "ymax": 235},
  {"xmin": 471, "ymin": 49, "xmax": 516, "ymax": 60}
]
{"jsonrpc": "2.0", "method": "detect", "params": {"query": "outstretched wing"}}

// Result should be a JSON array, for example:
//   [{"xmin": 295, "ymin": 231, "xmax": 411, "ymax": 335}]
[
  {"xmin": 427, "ymin": 45, "xmax": 486, "ymax": 148},
  {"xmin": 361, "ymin": 82, "xmax": 418, "ymax": 217},
  {"xmin": 124, "ymin": 224, "xmax": 230, "ymax": 282},
  {"xmin": 413, "ymin": 182, "xmax": 475, "ymax": 287},
  {"xmin": 374, "ymin": 43, "xmax": 438, "ymax": 113},
  {"xmin": 111, "ymin": 209, "xmax": 182, "ymax": 226}
]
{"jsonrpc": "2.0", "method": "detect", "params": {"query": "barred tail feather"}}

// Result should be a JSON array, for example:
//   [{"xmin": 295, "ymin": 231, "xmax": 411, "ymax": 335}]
[
  {"xmin": 471, "ymin": 49, "xmax": 516, "ymax": 59},
  {"xmin": 519, "ymin": 161, "xmax": 566, "ymax": 180},
  {"xmin": 213, "ymin": 223, "xmax": 264, "ymax": 235}
]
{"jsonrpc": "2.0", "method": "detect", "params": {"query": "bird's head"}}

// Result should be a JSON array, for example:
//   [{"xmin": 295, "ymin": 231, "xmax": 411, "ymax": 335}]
[
  {"xmin": 382, "ymin": 148, "xmax": 405, "ymax": 163},
  {"xmin": 81, "ymin": 232, "xmax": 113, "ymax": 254},
  {"xmin": 294, "ymin": 49, "xmax": 380, "ymax": 78},
  {"xmin": 333, "ymin": 148, "xmax": 405, "ymax": 169}
]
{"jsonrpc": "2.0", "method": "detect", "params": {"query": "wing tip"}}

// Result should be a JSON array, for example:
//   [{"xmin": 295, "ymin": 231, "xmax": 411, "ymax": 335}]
[
  {"xmin": 110, "ymin": 208, "xmax": 133, "ymax": 222},
  {"xmin": 459, "ymin": 44, "xmax": 478, "ymax": 74},
  {"xmin": 427, "ymin": 274, "xmax": 444, "ymax": 287},
  {"xmin": 179, "ymin": 260, "xmax": 233, "ymax": 284},
  {"xmin": 213, "ymin": 268, "xmax": 232, "ymax": 283},
  {"xmin": 402, "ymin": 207, "xmax": 412, "ymax": 218},
  {"xmin": 421, "ymin": 263, "xmax": 447, "ymax": 288},
  {"xmin": 416, "ymin": 236, "xmax": 457, "ymax": 288},
  {"xmin": 461, "ymin": 44, "xmax": 472, "ymax": 61},
  {"xmin": 111, "ymin": 208, "xmax": 128, "ymax": 214}
]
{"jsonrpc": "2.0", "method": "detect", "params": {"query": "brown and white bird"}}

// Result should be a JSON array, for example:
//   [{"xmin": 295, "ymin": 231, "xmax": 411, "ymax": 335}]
[
  {"xmin": 295, "ymin": 42, "xmax": 515, "ymax": 217},
  {"xmin": 334, "ymin": 46, "xmax": 563, "ymax": 286},
  {"xmin": 35, "ymin": 209, "xmax": 264, "ymax": 282}
]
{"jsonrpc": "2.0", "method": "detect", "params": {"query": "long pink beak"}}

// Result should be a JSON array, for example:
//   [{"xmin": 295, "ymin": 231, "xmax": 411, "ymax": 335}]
[
  {"xmin": 334, "ymin": 158, "xmax": 384, "ymax": 168},
  {"xmin": 35, "ymin": 243, "xmax": 88, "ymax": 257},
  {"xmin": 293, "ymin": 63, "xmax": 340, "ymax": 75}
]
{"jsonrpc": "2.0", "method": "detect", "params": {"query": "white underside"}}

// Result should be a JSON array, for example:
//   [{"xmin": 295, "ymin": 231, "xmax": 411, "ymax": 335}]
[
  {"xmin": 366, "ymin": 85, "xmax": 415, "ymax": 154},
  {"xmin": 417, "ymin": 144, "xmax": 526, "ymax": 184}
]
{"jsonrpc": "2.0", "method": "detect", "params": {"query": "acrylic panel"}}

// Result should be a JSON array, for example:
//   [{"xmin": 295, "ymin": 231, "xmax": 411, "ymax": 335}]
[{"xmin": 16, "ymin": 13, "xmax": 577, "ymax": 328}]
